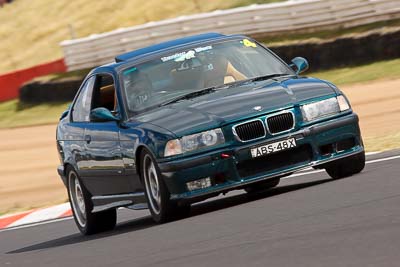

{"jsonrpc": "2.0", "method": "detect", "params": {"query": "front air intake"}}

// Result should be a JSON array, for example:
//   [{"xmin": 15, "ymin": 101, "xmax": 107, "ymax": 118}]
[
  {"xmin": 266, "ymin": 112, "xmax": 295, "ymax": 134},
  {"xmin": 233, "ymin": 119, "xmax": 266, "ymax": 142}
]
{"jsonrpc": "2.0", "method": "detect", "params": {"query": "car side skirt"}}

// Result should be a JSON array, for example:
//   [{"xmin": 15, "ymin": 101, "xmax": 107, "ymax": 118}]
[{"xmin": 91, "ymin": 192, "xmax": 146, "ymax": 213}]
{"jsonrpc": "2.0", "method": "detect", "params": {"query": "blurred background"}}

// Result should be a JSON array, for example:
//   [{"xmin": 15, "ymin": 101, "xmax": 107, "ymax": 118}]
[{"xmin": 0, "ymin": 0, "xmax": 399, "ymax": 215}]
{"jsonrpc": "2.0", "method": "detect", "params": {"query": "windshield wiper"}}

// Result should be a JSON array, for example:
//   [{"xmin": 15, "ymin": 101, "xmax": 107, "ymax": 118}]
[
  {"xmin": 250, "ymin": 73, "xmax": 293, "ymax": 82},
  {"xmin": 237, "ymin": 73, "xmax": 294, "ymax": 85},
  {"xmin": 218, "ymin": 73, "xmax": 293, "ymax": 89},
  {"xmin": 159, "ymin": 86, "xmax": 222, "ymax": 107}
]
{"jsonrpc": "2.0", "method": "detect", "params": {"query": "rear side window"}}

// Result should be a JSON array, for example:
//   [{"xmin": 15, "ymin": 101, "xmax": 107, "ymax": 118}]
[{"xmin": 72, "ymin": 76, "xmax": 96, "ymax": 122}]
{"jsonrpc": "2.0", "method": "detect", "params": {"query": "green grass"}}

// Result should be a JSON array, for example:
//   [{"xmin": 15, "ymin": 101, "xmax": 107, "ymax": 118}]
[
  {"xmin": 231, "ymin": 0, "xmax": 283, "ymax": 7},
  {"xmin": 0, "ymin": 100, "xmax": 69, "ymax": 129},
  {"xmin": 365, "ymin": 133, "xmax": 400, "ymax": 153},
  {"xmin": 33, "ymin": 68, "xmax": 91, "ymax": 82},
  {"xmin": 310, "ymin": 58, "xmax": 400, "ymax": 86}
]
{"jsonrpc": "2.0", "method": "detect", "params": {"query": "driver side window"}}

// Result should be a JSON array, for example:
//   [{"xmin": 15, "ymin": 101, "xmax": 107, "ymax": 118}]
[
  {"xmin": 91, "ymin": 73, "xmax": 119, "ymax": 118},
  {"xmin": 72, "ymin": 76, "xmax": 96, "ymax": 122}
]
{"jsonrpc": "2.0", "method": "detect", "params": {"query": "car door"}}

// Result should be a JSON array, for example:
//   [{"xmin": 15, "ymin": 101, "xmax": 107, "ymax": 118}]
[
  {"xmin": 82, "ymin": 73, "xmax": 134, "ymax": 196},
  {"xmin": 67, "ymin": 76, "xmax": 96, "ymax": 176}
]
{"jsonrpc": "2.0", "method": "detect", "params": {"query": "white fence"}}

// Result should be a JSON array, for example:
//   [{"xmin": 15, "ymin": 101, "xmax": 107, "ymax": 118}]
[{"xmin": 60, "ymin": 0, "xmax": 400, "ymax": 71}]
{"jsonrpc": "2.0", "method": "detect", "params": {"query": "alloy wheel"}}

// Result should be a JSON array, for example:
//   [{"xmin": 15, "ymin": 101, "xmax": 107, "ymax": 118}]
[
  {"xmin": 68, "ymin": 171, "xmax": 87, "ymax": 227},
  {"xmin": 143, "ymin": 154, "xmax": 161, "ymax": 215}
]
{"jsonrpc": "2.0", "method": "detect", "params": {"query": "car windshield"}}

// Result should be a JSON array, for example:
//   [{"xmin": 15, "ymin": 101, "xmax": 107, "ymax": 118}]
[{"xmin": 121, "ymin": 38, "xmax": 294, "ymax": 115}]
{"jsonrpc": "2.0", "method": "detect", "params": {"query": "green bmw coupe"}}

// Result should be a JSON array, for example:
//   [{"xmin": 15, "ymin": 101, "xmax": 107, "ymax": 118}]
[{"xmin": 57, "ymin": 33, "xmax": 365, "ymax": 235}]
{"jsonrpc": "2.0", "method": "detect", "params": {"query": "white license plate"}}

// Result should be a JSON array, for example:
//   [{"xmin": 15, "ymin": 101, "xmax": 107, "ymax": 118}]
[{"xmin": 250, "ymin": 138, "xmax": 297, "ymax": 158}]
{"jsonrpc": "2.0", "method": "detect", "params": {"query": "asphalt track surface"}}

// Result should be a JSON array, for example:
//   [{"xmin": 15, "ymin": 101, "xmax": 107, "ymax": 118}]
[{"xmin": 1, "ymin": 150, "xmax": 400, "ymax": 267}]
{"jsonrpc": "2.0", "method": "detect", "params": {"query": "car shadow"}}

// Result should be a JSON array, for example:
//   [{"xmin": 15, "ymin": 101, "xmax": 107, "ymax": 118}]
[
  {"xmin": 7, "ymin": 177, "xmax": 332, "ymax": 254},
  {"xmin": 190, "ymin": 178, "xmax": 332, "ymax": 217},
  {"xmin": 7, "ymin": 216, "xmax": 156, "ymax": 254}
]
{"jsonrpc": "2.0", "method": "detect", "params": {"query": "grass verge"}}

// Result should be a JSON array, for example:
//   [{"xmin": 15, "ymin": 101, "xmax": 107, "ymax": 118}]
[
  {"xmin": 364, "ymin": 133, "xmax": 400, "ymax": 153},
  {"xmin": 0, "ymin": 100, "xmax": 69, "ymax": 129},
  {"xmin": 310, "ymin": 58, "xmax": 400, "ymax": 86}
]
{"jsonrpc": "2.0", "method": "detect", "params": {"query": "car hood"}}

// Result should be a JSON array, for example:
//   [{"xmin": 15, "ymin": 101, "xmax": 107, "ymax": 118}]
[{"xmin": 134, "ymin": 77, "xmax": 337, "ymax": 136}]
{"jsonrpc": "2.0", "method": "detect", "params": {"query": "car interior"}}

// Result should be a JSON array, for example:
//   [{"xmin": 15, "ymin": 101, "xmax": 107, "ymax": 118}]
[
  {"xmin": 169, "ymin": 54, "xmax": 247, "ymax": 91},
  {"xmin": 92, "ymin": 74, "xmax": 119, "ymax": 115}
]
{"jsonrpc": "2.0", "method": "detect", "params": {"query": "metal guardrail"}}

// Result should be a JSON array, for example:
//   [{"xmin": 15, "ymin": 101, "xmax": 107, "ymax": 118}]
[{"xmin": 60, "ymin": 0, "xmax": 400, "ymax": 70}]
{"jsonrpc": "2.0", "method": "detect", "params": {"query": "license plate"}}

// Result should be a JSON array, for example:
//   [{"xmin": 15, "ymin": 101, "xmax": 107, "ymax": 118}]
[{"xmin": 250, "ymin": 138, "xmax": 297, "ymax": 158}]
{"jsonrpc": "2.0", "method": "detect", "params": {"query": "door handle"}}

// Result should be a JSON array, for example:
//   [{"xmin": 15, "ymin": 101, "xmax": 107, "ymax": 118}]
[{"xmin": 84, "ymin": 135, "xmax": 91, "ymax": 144}]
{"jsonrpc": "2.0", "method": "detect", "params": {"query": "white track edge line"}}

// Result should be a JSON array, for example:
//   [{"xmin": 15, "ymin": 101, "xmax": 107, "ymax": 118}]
[
  {"xmin": 366, "ymin": 152, "xmax": 381, "ymax": 156},
  {"xmin": 285, "ymin": 154, "xmax": 400, "ymax": 178},
  {"xmin": 0, "ymin": 217, "xmax": 73, "ymax": 233},
  {"xmin": 365, "ymin": 155, "xmax": 400, "ymax": 164}
]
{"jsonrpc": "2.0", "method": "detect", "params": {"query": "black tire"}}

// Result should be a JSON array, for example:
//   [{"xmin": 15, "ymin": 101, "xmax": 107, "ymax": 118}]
[
  {"xmin": 325, "ymin": 151, "xmax": 366, "ymax": 179},
  {"xmin": 244, "ymin": 178, "xmax": 281, "ymax": 194},
  {"xmin": 140, "ymin": 149, "xmax": 190, "ymax": 223},
  {"xmin": 66, "ymin": 166, "xmax": 116, "ymax": 235}
]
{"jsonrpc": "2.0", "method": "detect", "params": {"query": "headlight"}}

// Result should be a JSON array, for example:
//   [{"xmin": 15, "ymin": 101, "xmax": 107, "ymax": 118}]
[
  {"xmin": 301, "ymin": 96, "xmax": 350, "ymax": 122},
  {"xmin": 164, "ymin": 128, "xmax": 225, "ymax": 157}
]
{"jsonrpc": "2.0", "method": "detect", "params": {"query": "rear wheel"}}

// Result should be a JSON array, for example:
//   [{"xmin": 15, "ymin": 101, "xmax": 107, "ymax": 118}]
[
  {"xmin": 141, "ymin": 150, "xmax": 190, "ymax": 223},
  {"xmin": 325, "ymin": 151, "xmax": 366, "ymax": 179},
  {"xmin": 244, "ymin": 178, "xmax": 281, "ymax": 194},
  {"xmin": 67, "ymin": 167, "xmax": 116, "ymax": 235}
]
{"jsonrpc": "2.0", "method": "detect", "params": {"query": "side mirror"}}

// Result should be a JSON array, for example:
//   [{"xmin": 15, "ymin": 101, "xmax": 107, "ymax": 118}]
[
  {"xmin": 90, "ymin": 107, "xmax": 119, "ymax": 122},
  {"xmin": 290, "ymin": 57, "xmax": 309, "ymax": 74},
  {"xmin": 59, "ymin": 104, "xmax": 71, "ymax": 120},
  {"xmin": 59, "ymin": 109, "xmax": 69, "ymax": 120}
]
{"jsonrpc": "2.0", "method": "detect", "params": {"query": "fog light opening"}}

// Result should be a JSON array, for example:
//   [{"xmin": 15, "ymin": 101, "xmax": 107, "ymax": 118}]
[
  {"xmin": 214, "ymin": 173, "xmax": 227, "ymax": 185},
  {"xmin": 319, "ymin": 143, "xmax": 334, "ymax": 156},
  {"xmin": 336, "ymin": 138, "xmax": 356, "ymax": 152},
  {"xmin": 186, "ymin": 177, "xmax": 212, "ymax": 191}
]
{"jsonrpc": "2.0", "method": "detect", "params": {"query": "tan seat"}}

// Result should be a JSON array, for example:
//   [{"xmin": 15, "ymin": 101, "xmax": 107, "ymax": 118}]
[
  {"xmin": 226, "ymin": 62, "xmax": 246, "ymax": 82},
  {"xmin": 100, "ymin": 84, "xmax": 117, "ymax": 111},
  {"xmin": 224, "ymin": 75, "xmax": 236, "ymax": 84}
]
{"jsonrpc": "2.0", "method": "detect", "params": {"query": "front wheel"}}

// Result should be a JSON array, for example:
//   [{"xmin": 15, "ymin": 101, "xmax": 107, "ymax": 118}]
[
  {"xmin": 67, "ymin": 167, "xmax": 116, "ymax": 235},
  {"xmin": 141, "ymin": 150, "xmax": 190, "ymax": 223},
  {"xmin": 325, "ymin": 151, "xmax": 366, "ymax": 179}
]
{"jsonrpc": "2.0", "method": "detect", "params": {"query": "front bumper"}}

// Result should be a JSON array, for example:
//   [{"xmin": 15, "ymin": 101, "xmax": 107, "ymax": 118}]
[{"xmin": 159, "ymin": 113, "xmax": 363, "ymax": 201}]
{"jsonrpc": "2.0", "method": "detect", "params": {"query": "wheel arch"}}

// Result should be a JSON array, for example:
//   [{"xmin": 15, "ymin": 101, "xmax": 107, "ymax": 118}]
[
  {"xmin": 135, "ymin": 144, "xmax": 158, "ymax": 183},
  {"xmin": 64, "ymin": 160, "xmax": 79, "ymax": 175}
]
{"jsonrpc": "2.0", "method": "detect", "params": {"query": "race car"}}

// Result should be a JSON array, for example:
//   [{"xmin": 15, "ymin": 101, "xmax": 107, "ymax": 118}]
[{"xmin": 56, "ymin": 33, "xmax": 365, "ymax": 235}]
